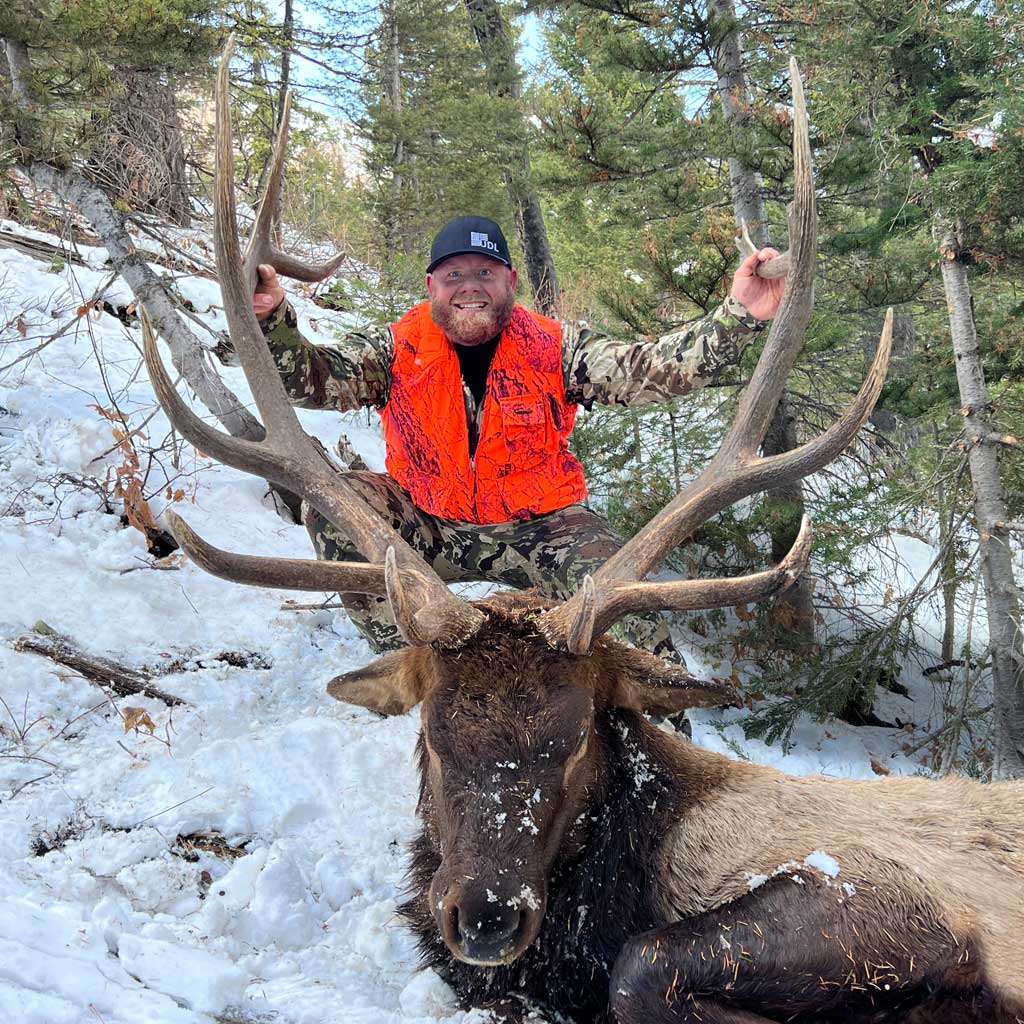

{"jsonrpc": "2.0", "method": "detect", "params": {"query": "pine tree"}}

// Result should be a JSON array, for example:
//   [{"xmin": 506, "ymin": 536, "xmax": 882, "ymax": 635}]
[
  {"xmin": 780, "ymin": 0, "xmax": 1024, "ymax": 775},
  {"xmin": 1, "ymin": 0, "xmax": 219, "ymax": 220},
  {"xmin": 355, "ymin": 0, "xmax": 520, "ymax": 312}
]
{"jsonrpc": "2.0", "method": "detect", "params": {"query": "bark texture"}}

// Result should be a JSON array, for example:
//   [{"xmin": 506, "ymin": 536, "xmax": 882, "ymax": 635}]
[
  {"xmin": 15, "ymin": 631, "xmax": 185, "ymax": 707},
  {"xmin": 254, "ymin": 0, "xmax": 294, "ymax": 240},
  {"xmin": 380, "ymin": 0, "xmax": 415, "ymax": 258},
  {"xmin": 710, "ymin": 0, "xmax": 763, "ymax": 237},
  {"xmin": 3, "ymin": 37, "xmax": 37, "ymax": 109},
  {"xmin": 3, "ymin": 36, "xmax": 47, "ymax": 156},
  {"xmin": 464, "ymin": 0, "xmax": 560, "ymax": 316},
  {"xmin": 934, "ymin": 214, "xmax": 1024, "ymax": 779},
  {"xmin": 761, "ymin": 392, "xmax": 815, "ymax": 636}
]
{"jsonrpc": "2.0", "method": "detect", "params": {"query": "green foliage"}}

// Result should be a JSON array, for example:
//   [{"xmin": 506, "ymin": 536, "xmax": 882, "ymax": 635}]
[
  {"xmin": 744, "ymin": 625, "xmax": 912, "ymax": 747},
  {"xmin": 354, "ymin": 0, "xmax": 520, "ymax": 285},
  {"xmin": 1, "ymin": 0, "xmax": 219, "ymax": 142},
  {"xmin": 524, "ymin": 0, "xmax": 1024, "ymax": 746}
]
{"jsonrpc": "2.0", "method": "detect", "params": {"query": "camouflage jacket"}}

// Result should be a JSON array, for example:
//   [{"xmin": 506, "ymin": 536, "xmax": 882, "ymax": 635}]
[{"xmin": 259, "ymin": 296, "xmax": 767, "ymax": 413}]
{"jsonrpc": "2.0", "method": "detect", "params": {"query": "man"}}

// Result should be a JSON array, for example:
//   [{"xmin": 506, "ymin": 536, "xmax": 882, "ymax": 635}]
[{"xmin": 250, "ymin": 215, "xmax": 785, "ymax": 660}]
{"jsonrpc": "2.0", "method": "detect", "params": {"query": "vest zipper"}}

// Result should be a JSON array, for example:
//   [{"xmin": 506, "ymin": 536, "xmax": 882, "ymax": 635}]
[{"xmin": 463, "ymin": 381, "xmax": 482, "ymax": 518}]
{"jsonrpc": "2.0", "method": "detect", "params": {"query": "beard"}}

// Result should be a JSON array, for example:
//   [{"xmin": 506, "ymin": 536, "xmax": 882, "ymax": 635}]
[{"xmin": 430, "ymin": 291, "xmax": 516, "ymax": 346}]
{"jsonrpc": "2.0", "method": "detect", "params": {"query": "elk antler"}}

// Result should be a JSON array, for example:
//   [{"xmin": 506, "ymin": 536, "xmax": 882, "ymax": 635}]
[
  {"xmin": 735, "ymin": 219, "xmax": 791, "ymax": 280},
  {"xmin": 142, "ymin": 37, "xmax": 484, "ymax": 648},
  {"xmin": 538, "ymin": 59, "xmax": 893, "ymax": 654},
  {"xmin": 243, "ymin": 88, "xmax": 346, "ymax": 285}
]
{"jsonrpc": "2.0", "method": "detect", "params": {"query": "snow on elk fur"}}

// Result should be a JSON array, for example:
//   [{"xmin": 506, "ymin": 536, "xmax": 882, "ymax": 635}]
[{"xmin": 142, "ymin": 42, "xmax": 1024, "ymax": 1024}]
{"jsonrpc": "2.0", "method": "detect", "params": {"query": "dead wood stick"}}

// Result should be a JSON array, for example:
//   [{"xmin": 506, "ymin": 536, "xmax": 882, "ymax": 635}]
[
  {"xmin": 14, "ymin": 629, "xmax": 186, "ymax": 707},
  {"xmin": 0, "ymin": 228, "xmax": 90, "ymax": 267}
]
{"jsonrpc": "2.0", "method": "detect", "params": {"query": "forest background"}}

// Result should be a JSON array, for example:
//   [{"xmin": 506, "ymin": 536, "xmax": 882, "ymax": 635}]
[{"xmin": 1, "ymin": 0, "xmax": 1022, "ymax": 779}]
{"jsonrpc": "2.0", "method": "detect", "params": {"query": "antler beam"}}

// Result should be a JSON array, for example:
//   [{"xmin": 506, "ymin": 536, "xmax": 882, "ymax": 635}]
[
  {"xmin": 540, "ymin": 59, "xmax": 892, "ymax": 654},
  {"xmin": 144, "ymin": 38, "xmax": 484, "ymax": 648}
]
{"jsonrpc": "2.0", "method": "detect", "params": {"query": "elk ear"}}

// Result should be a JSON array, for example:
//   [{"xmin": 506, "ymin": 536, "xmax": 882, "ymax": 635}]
[
  {"xmin": 327, "ymin": 648, "xmax": 435, "ymax": 716},
  {"xmin": 610, "ymin": 646, "xmax": 741, "ymax": 715}
]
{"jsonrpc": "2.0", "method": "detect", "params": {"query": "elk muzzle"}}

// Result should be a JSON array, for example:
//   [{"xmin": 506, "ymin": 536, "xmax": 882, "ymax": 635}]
[{"xmin": 432, "ymin": 872, "xmax": 546, "ymax": 966}]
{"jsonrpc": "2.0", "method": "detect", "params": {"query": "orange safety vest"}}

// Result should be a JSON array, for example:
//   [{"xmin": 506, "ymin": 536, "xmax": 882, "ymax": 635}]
[{"xmin": 381, "ymin": 301, "xmax": 587, "ymax": 524}]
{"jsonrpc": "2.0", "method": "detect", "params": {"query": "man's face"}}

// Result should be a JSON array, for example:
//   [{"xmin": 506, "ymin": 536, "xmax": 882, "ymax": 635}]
[{"xmin": 427, "ymin": 253, "xmax": 518, "ymax": 347}]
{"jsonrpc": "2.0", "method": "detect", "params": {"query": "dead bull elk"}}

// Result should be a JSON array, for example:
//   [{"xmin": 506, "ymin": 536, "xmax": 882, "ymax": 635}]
[{"xmin": 143, "ymin": 40, "xmax": 1024, "ymax": 1024}]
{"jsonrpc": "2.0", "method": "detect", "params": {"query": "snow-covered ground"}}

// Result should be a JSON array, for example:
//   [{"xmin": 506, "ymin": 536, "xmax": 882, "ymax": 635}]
[{"xmin": 0, "ymin": 214, "xmax": 950, "ymax": 1023}]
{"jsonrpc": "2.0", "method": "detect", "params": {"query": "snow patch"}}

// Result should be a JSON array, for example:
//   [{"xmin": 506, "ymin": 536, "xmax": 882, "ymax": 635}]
[{"xmin": 116, "ymin": 934, "xmax": 248, "ymax": 1014}]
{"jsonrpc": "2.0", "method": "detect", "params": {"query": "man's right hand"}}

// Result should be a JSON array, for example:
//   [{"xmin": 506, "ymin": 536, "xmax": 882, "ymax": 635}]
[{"xmin": 254, "ymin": 263, "xmax": 286, "ymax": 321}]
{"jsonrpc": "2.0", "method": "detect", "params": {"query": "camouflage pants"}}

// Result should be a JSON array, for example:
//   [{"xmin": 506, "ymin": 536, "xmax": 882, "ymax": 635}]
[{"xmin": 303, "ymin": 471, "xmax": 683, "ymax": 663}]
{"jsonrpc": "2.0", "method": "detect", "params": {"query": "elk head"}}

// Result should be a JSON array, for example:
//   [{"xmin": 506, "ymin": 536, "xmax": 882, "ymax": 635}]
[
  {"xmin": 328, "ymin": 589, "xmax": 741, "ymax": 965},
  {"xmin": 142, "ymin": 46, "xmax": 892, "ymax": 970}
]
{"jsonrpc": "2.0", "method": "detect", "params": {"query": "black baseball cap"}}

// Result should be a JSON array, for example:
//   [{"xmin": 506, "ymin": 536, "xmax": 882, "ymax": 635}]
[{"xmin": 427, "ymin": 216, "xmax": 513, "ymax": 274}]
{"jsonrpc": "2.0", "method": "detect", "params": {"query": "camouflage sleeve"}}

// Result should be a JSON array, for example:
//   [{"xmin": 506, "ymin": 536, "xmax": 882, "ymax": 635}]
[
  {"xmin": 562, "ymin": 294, "xmax": 768, "ymax": 408},
  {"xmin": 260, "ymin": 299, "xmax": 392, "ymax": 411}
]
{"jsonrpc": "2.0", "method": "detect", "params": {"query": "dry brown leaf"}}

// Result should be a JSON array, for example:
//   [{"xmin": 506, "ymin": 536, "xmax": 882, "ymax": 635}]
[
  {"xmin": 88, "ymin": 403, "xmax": 119, "ymax": 423},
  {"xmin": 153, "ymin": 553, "xmax": 185, "ymax": 570},
  {"xmin": 123, "ymin": 707, "xmax": 156, "ymax": 735}
]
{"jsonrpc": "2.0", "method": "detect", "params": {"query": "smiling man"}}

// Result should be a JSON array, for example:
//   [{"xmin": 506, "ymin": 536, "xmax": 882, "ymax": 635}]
[{"xmin": 248, "ymin": 215, "xmax": 785, "ymax": 661}]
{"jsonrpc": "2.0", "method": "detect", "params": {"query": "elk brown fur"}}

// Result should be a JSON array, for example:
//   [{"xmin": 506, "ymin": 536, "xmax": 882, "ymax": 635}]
[{"xmin": 329, "ymin": 591, "xmax": 1024, "ymax": 1024}]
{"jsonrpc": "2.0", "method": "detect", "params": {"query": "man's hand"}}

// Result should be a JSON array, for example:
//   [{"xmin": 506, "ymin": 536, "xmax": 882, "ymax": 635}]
[
  {"xmin": 254, "ymin": 263, "xmax": 286, "ymax": 321},
  {"xmin": 730, "ymin": 247, "xmax": 786, "ymax": 321}
]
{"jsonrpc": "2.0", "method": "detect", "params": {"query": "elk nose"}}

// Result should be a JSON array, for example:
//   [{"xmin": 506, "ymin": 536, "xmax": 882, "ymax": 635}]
[{"xmin": 448, "ymin": 902, "xmax": 525, "ymax": 965}]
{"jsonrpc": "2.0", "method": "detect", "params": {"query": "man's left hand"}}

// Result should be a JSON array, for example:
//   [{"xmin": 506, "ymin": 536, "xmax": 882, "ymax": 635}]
[{"xmin": 730, "ymin": 247, "xmax": 786, "ymax": 321}]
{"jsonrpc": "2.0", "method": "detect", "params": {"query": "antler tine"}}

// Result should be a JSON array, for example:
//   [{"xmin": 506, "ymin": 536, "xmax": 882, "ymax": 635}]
[
  {"xmin": 735, "ymin": 219, "xmax": 791, "ymax": 280},
  {"xmin": 243, "ymin": 88, "xmax": 346, "ymax": 284},
  {"xmin": 143, "ymin": 37, "xmax": 484, "ymax": 649},
  {"xmin": 566, "ymin": 576, "xmax": 596, "ymax": 656},
  {"xmin": 723, "ymin": 56, "xmax": 816, "ymax": 461},
  {"xmin": 539, "ymin": 59, "xmax": 891, "ymax": 654},
  {"xmin": 164, "ymin": 510, "xmax": 389, "ymax": 594},
  {"xmin": 562, "ymin": 517, "xmax": 814, "ymax": 649}
]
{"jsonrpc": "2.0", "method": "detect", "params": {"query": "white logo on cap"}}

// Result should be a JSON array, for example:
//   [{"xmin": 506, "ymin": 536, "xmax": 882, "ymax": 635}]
[{"xmin": 470, "ymin": 231, "xmax": 500, "ymax": 254}]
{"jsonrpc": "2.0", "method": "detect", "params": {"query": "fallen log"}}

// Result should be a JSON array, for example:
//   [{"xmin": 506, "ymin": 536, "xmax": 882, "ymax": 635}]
[{"xmin": 14, "ymin": 624, "xmax": 186, "ymax": 707}]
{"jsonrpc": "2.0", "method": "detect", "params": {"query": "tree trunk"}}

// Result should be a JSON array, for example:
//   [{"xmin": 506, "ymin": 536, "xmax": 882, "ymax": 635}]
[
  {"xmin": 3, "ymin": 37, "xmax": 47, "ymax": 157},
  {"xmin": 667, "ymin": 408, "xmax": 681, "ymax": 491},
  {"xmin": 464, "ymin": 0, "xmax": 560, "ymax": 315},
  {"xmin": 869, "ymin": 305, "xmax": 916, "ymax": 441},
  {"xmin": 86, "ymin": 68, "xmax": 192, "ymax": 227},
  {"xmin": 761, "ymin": 393, "xmax": 815, "ymax": 635},
  {"xmin": 254, "ymin": 0, "xmax": 294, "ymax": 239},
  {"xmin": 709, "ymin": 0, "xmax": 763, "ymax": 237},
  {"xmin": 934, "ymin": 422, "xmax": 960, "ymax": 665},
  {"xmin": 4, "ymin": 37, "xmax": 37, "ymax": 110},
  {"xmin": 380, "ymin": 0, "xmax": 415, "ymax": 259},
  {"xmin": 934, "ymin": 212, "xmax": 1024, "ymax": 779},
  {"xmin": 708, "ymin": 0, "xmax": 815, "ymax": 642}
]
